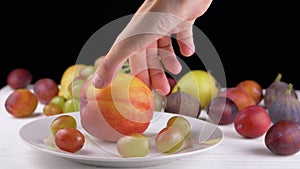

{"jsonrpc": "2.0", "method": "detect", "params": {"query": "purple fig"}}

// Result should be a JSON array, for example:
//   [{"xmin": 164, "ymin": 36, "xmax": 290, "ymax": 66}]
[
  {"xmin": 264, "ymin": 73, "xmax": 297, "ymax": 109},
  {"xmin": 268, "ymin": 83, "xmax": 300, "ymax": 124},
  {"xmin": 164, "ymin": 87, "xmax": 201, "ymax": 118}
]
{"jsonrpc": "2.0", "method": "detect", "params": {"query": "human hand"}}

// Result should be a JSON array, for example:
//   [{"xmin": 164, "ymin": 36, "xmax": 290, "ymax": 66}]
[{"xmin": 92, "ymin": 0, "xmax": 213, "ymax": 95}]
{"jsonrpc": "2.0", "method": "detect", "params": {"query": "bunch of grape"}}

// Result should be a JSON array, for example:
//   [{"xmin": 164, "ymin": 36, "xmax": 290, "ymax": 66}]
[{"xmin": 43, "ymin": 65, "xmax": 97, "ymax": 116}]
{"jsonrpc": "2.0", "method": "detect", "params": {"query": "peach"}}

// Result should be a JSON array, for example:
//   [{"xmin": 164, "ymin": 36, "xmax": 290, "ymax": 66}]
[
  {"xmin": 5, "ymin": 89, "xmax": 38, "ymax": 118},
  {"xmin": 80, "ymin": 72, "xmax": 155, "ymax": 142},
  {"xmin": 218, "ymin": 87, "xmax": 256, "ymax": 111},
  {"xmin": 236, "ymin": 80, "xmax": 263, "ymax": 105}
]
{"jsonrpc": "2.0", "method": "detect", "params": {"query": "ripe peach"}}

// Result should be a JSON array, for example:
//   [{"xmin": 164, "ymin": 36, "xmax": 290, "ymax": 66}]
[
  {"xmin": 80, "ymin": 72, "xmax": 155, "ymax": 142},
  {"xmin": 5, "ymin": 89, "xmax": 38, "ymax": 118},
  {"xmin": 218, "ymin": 87, "xmax": 256, "ymax": 111},
  {"xmin": 236, "ymin": 80, "xmax": 263, "ymax": 105}
]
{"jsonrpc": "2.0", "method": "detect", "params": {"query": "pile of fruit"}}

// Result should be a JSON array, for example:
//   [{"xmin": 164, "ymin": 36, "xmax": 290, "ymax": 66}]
[
  {"xmin": 4, "ymin": 56, "xmax": 110, "ymax": 117},
  {"xmin": 3, "ymin": 58, "xmax": 300, "ymax": 157}
]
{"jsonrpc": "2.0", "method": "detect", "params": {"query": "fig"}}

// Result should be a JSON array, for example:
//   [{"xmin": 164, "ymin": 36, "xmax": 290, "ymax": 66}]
[
  {"xmin": 268, "ymin": 83, "xmax": 300, "ymax": 124},
  {"xmin": 264, "ymin": 73, "xmax": 298, "ymax": 109},
  {"xmin": 206, "ymin": 96, "xmax": 239, "ymax": 125},
  {"xmin": 164, "ymin": 87, "xmax": 201, "ymax": 118}
]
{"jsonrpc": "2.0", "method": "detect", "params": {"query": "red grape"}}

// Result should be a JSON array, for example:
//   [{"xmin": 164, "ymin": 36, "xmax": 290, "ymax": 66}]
[
  {"xmin": 5, "ymin": 89, "xmax": 38, "ymax": 118},
  {"xmin": 55, "ymin": 128, "xmax": 85, "ymax": 153},
  {"xmin": 7, "ymin": 68, "xmax": 32, "ymax": 89},
  {"xmin": 33, "ymin": 78, "xmax": 59, "ymax": 104}
]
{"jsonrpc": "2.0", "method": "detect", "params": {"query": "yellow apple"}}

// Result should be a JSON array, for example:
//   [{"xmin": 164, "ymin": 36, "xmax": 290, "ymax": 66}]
[{"xmin": 171, "ymin": 70, "xmax": 220, "ymax": 109}]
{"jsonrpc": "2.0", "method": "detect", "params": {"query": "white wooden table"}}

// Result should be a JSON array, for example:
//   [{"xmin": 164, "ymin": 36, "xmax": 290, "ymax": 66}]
[{"xmin": 1, "ymin": 85, "xmax": 299, "ymax": 169}]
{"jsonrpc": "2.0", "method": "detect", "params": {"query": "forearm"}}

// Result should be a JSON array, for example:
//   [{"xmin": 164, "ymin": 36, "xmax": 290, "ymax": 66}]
[{"xmin": 138, "ymin": 0, "xmax": 212, "ymax": 20}]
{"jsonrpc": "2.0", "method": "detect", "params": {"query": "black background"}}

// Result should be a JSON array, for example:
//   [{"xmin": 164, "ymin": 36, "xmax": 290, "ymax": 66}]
[{"xmin": 1, "ymin": 1, "xmax": 299, "ymax": 89}]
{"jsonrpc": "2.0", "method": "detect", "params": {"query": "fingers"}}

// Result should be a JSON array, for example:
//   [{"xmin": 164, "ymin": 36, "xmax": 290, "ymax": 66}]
[
  {"xmin": 176, "ymin": 25, "xmax": 195, "ymax": 56},
  {"xmin": 149, "ymin": 68, "xmax": 170, "ymax": 95},
  {"xmin": 92, "ymin": 27, "xmax": 193, "ymax": 90},
  {"xmin": 158, "ymin": 36, "xmax": 182, "ymax": 74},
  {"xmin": 146, "ymin": 42, "xmax": 170, "ymax": 95},
  {"xmin": 129, "ymin": 50, "xmax": 151, "ymax": 88},
  {"xmin": 93, "ymin": 30, "xmax": 163, "ymax": 89},
  {"xmin": 130, "ymin": 41, "xmax": 170, "ymax": 95},
  {"xmin": 93, "ymin": 12, "xmax": 182, "ymax": 89}
]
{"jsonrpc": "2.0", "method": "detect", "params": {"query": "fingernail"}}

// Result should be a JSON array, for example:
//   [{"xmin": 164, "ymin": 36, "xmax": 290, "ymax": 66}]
[{"xmin": 93, "ymin": 73, "xmax": 104, "ymax": 88}]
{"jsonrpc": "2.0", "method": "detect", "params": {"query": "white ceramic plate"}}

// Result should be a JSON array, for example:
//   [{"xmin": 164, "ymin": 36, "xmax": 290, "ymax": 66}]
[{"xmin": 19, "ymin": 111, "xmax": 223, "ymax": 168}]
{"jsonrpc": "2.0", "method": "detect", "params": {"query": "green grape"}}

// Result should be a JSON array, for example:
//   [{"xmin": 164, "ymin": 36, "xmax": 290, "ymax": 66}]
[
  {"xmin": 166, "ymin": 116, "xmax": 191, "ymax": 138},
  {"xmin": 69, "ymin": 78, "xmax": 85, "ymax": 99},
  {"xmin": 43, "ymin": 103, "xmax": 63, "ymax": 116},
  {"xmin": 79, "ymin": 65, "xmax": 96, "ymax": 80},
  {"xmin": 155, "ymin": 126, "xmax": 185, "ymax": 153},
  {"xmin": 120, "ymin": 59, "xmax": 130, "ymax": 74},
  {"xmin": 50, "ymin": 114, "xmax": 77, "ymax": 136},
  {"xmin": 153, "ymin": 90, "xmax": 167, "ymax": 112},
  {"xmin": 50, "ymin": 95, "xmax": 66, "ymax": 109},
  {"xmin": 116, "ymin": 133, "xmax": 151, "ymax": 158},
  {"xmin": 63, "ymin": 98, "xmax": 80, "ymax": 113}
]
